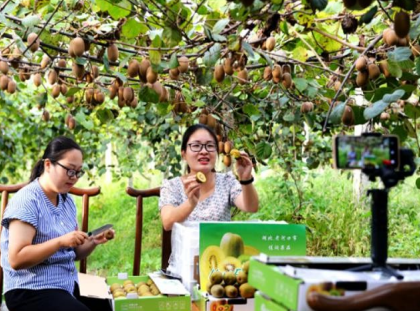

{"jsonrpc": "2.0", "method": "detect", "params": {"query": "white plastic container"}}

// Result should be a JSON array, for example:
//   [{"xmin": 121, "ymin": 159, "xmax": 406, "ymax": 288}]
[{"xmin": 167, "ymin": 221, "xmax": 200, "ymax": 296}]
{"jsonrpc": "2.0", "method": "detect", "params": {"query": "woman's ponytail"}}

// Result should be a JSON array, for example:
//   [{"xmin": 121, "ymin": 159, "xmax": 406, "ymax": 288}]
[{"xmin": 29, "ymin": 159, "xmax": 44, "ymax": 182}]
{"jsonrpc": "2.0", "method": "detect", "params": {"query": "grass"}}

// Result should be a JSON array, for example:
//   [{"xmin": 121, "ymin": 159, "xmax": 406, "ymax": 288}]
[{"xmin": 74, "ymin": 167, "xmax": 420, "ymax": 276}]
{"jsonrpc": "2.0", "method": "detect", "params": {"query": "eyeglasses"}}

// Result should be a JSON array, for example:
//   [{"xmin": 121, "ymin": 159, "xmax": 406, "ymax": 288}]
[
  {"xmin": 55, "ymin": 162, "xmax": 85, "ymax": 178},
  {"xmin": 188, "ymin": 143, "xmax": 217, "ymax": 152}
]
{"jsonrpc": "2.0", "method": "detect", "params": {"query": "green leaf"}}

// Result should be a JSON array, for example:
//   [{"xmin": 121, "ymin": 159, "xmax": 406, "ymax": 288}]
[
  {"xmin": 162, "ymin": 27, "xmax": 182, "ymax": 47},
  {"xmin": 212, "ymin": 19, "xmax": 229, "ymax": 34},
  {"xmin": 75, "ymin": 112, "xmax": 94, "ymax": 130},
  {"xmin": 416, "ymin": 177, "xmax": 420, "ymax": 190},
  {"xmin": 294, "ymin": 78, "xmax": 308, "ymax": 92},
  {"xmin": 122, "ymin": 19, "xmax": 148, "ymax": 39},
  {"xmin": 66, "ymin": 87, "xmax": 81, "ymax": 97},
  {"xmin": 169, "ymin": 54, "xmax": 179, "ymax": 69},
  {"xmin": 36, "ymin": 92, "xmax": 48, "ymax": 106},
  {"xmin": 211, "ymin": 34, "xmax": 227, "ymax": 42},
  {"xmin": 383, "ymin": 89, "xmax": 405, "ymax": 103},
  {"xmin": 392, "ymin": 0, "xmax": 416, "ymax": 10},
  {"xmin": 259, "ymin": 51, "xmax": 273, "ymax": 67},
  {"xmin": 243, "ymin": 104, "xmax": 260, "ymax": 117},
  {"xmin": 149, "ymin": 50, "xmax": 161, "ymax": 64},
  {"xmin": 113, "ymin": 72, "xmax": 127, "ymax": 84},
  {"xmin": 403, "ymin": 119, "xmax": 417, "ymax": 138},
  {"xmin": 228, "ymin": 35, "xmax": 241, "ymax": 51},
  {"xmin": 96, "ymin": 109, "xmax": 114, "ymax": 124},
  {"xmin": 410, "ymin": 18, "xmax": 420, "ymax": 39},
  {"xmin": 416, "ymin": 57, "xmax": 420, "ymax": 75},
  {"xmin": 329, "ymin": 102, "xmax": 346, "ymax": 124},
  {"xmin": 242, "ymin": 41, "xmax": 255, "ymax": 58},
  {"xmin": 364, "ymin": 100, "xmax": 388, "ymax": 119},
  {"xmin": 256, "ymin": 141, "xmax": 272, "ymax": 160},
  {"xmin": 358, "ymin": 6, "xmax": 377, "ymax": 25},
  {"xmin": 391, "ymin": 124, "xmax": 408, "ymax": 142},
  {"xmin": 310, "ymin": 0, "xmax": 328, "ymax": 11},
  {"xmin": 388, "ymin": 47, "xmax": 412, "ymax": 62},
  {"xmin": 108, "ymin": 0, "xmax": 131, "ymax": 19},
  {"xmin": 283, "ymin": 112, "xmax": 295, "ymax": 122},
  {"xmin": 139, "ymin": 86, "xmax": 159, "ymax": 103},
  {"xmin": 196, "ymin": 68, "xmax": 213, "ymax": 85},
  {"xmin": 22, "ymin": 15, "xmax": 42, "ymax": 27},
  {"xmin": 203, "ymin": 43, "xmax": 221, "ymax": 67},
  {"xmin": 280, "ymin": 20, "xmax": 289, "ymax": 35},
  {"xmin": 387, "ymin": 60, "xmax": 402, "ymax": 78}
]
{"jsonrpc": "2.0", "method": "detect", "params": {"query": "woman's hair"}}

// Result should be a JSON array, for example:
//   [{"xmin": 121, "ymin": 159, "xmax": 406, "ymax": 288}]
[
  {"xmin": 181, "ymin": 124, "xmax": 219, "ymax": 152},
  {"xmin": 30, "ymin": 136, "xmax": 83, "ymax": 182},
  {"xmin": 181, "ymin": 124, "xmax": 219, "ymax": 173}
]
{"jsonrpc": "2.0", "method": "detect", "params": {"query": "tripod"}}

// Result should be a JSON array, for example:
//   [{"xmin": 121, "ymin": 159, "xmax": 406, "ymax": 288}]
[{"xmin": 349, "ymin": 144, "xmax": 416, "ymax": 279}]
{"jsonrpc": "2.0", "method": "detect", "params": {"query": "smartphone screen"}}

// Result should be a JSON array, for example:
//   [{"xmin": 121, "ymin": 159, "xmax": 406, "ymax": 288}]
[{"xmin": 334, "ymin": 135, "xmax": 399, "ymax": 170}]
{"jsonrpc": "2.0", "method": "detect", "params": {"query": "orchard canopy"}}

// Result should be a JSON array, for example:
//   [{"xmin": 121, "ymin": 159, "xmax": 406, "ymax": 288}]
[{"xmin": 0, "ymin": 0, "xmax": 420, "ymax": 182}]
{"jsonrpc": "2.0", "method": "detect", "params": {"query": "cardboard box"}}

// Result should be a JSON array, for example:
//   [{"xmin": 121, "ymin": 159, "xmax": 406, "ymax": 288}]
[
  {"xmin": 79, "ymin": 272, "xmax": 191, "ymax": 311},
  {"xmin": 254, "ymin": 291, "xmax": 287, "ymax": 311},
  {"xmin": 199, "ymin": 222, "xmax": 306, "ymax": 291},
  {"xmin": 248, "ymin": 258, "xmax": 420, "ymax": 311},
  {"xmin": 193, "ymin": 285, "xmax": 254, "ymax": 311}
]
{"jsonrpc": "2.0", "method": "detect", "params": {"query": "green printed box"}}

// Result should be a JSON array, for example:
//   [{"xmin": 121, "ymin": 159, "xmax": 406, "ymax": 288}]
[
  {"xmin": 254, "ymin": 292, "xmax": 288, "ymax": 311},
  {"xmin": 199, "ymin": 221, "xmax": 306, "ymax": 292},
  {"xmin": 107, "ymin": 275, "xmax": 191, "ymax": 311}
]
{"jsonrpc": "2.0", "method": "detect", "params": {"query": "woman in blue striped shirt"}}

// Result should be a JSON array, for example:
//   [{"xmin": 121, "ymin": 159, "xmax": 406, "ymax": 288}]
[{"xmin": 1, "ymin": 136, "xmax": 113, "ymax": 311}]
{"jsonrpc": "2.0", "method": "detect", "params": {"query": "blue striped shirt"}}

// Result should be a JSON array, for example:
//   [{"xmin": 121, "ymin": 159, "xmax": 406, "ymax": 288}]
[{"xmin": 1, "ymin": 179, "xmax": 79, "ymax": 294}]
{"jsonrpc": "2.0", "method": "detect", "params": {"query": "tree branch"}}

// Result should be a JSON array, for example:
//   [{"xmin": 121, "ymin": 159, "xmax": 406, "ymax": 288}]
[{"xmin": 309, "ymin": 27, "xmax": 366, "ymax": 52}]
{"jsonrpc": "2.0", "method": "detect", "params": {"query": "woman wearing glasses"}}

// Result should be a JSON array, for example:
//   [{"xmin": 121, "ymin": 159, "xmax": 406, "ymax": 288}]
[
  {"xmin": 1, "ymin": 136, "xmax": 113, "ymax": 311},
  {"xmin": 159, "ymin": 124, "xmax": 259, "ymax": 231}
]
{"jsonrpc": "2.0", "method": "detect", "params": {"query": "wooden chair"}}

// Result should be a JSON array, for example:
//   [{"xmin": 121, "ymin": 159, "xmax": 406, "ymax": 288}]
[
  {"xmin": 0, "ymin": 182, "xmax": 100, "ymax": 300},
  {"xmin": 125, "ymin": 187, "xmax": 172, "ymax": 275}
]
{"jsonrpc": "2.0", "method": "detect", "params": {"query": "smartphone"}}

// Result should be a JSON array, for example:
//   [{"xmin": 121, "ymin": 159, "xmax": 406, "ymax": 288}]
[{"xmin": 333, "ymin": 135, "xmax": 399, "ymax": 170}]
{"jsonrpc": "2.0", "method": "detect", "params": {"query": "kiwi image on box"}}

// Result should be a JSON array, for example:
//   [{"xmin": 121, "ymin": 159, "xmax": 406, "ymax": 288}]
[{"xmin": 199, "ymin": 222, "xmax": 306, "ymax": 299}]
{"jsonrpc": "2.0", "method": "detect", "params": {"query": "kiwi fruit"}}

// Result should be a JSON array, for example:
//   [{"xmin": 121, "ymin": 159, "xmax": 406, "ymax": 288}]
[
  {"xmin": 218, "ymin": 141, "xmax": 224, "ymax": 154},
  {"xmin": 242, "ymin": 261, "xmax": 250, "ymax": 274},
  {"xmin": 379, "ymin": 60, "xmax": 391, "ymax": 78},
  {"xmin": 42, "ymin": 109, "xmax": 50, "ymax": 122},
  {"xmin": 72, "ymin": 63, "xmax": 85, "ymax": 80},
  {"xmin": 169, "ymin": 68, "xmax": 180, "ymax": 80},
  {"xmin": 394, "ymin": 11, "xmax": 410, "ymax": 39},
  {"xmin": 196, "ymin": 172, "xmax": 207, "ymax": 183},
  {"xmin": 223, "ymin": 58, "xmax": 234, "ymax": 76},
  {"xmin": 85, "ymin": 88, "xmax": 94, "ymax": 104},
  {"xmin": 207, "ymin": 114, "xmax": 217, "ymax": 129},
  {"xmin": 52, "ymin": 85, "xmax": 61, "ymax": 98},
  {"xmin": 66, "ymin": 96, "xmax": 74, "ymax": 104},
  {"xmin": 272, "ymin": 65, "xmax": 282, "ymax": 83},
  {"xmin": 282, "ymin": 72, "xmax": 292, "ymax": 88},
  {"xmin": 58, "ymin": 59, "xmax": 67, "ymax": 68},
  {"xmin": 343, "ymin": 0, "xmax": 357, "ymax": 9},
  {"xmin": 380, "ymin": 112, "xmax": 390, "ymax": 120},
  {"xmin": 48, "ymin": 70, "xmax": 58, "ymax": 85},
  {"xmin": 282, "ymin": 64, "xmax": 291, "ymax": 74},
  {"xmin": 68, "ymin": 116, "xmax": 76, "ymax": 129},
  {"xmin": 356, "ymin": 70, "xmax": 369, "ymax": 87},
  {"xmin": 130, "ymin": 96, "xmax": 138, "ymax": 108},
  {"xmin": 300, "ymin": 101, "xmax": 314, "ymax": 113},
  {"xmin": 139, "ymin": 59, "xmax": 151, "ymax": 82},
  {"xmin": 224, "ymin": 141, "xmax": 232, "ymax": 154},
  {"xmin": 368, "ymin": 63, "xmax": 380, "ymax": 80},
  {"xmin": 209, "ymin": 271, "xmax": 223, "ymax": 285},
  {"xmin": 239, "ymin": 283, "xmax": 256, "ymax": 299},
  {"xmin": 230, "ymin": 149, "xmax": 241, "ymax": 159},
  {"xmin": 146, "ymin": 67, "xmax": 158, "ymax": 84},
  {"xmin": 110, "ymin": 283, "xmax": 122, "ymax": 292},
  {"xmin": 383, "ymin": 28, "xmax": 399, "ymax": 46},
  {"xmin": 223, "ymin": 271, "xmax": 237, "ymax": 285},
  {"xmin": 210, "ymin": 284, "xmax": 225, "ymax": 298},
  {"xmin": 225, "ymin": 285, "xmax": 238, "ymax": 298},
  {"xmin": 397, "ymin": 36, "xmax": 409, "ymax": 47},
  {"xmin": 107, "ymin": 44, "xmax": 119, "ymax": 62},
  {"xmin": 342, "ymin": 105, "xmax": 355, "ymax": 126},
  {"xmin": 355, "ymin": 56, "xmax": 367, "ymax": 71},
  {"xmin": 27, "ymin": 32, "xmax": 40, "ymax": 52},
  {"xmin": 91, "ymin": 65, "xmax": 99, "ymax": 79},
  {"xmin": 94, "ymin": 90, "xmax": 105, "ymax": 104},
  {"xmin": 7, "ymin": 79, "xmax": 16, "ymax": 94},
  {"xmin": 60, "ymin": 84, "xmax": 68, "ymax": 96},
  {"xmin": 40, "ymin": 55, "xmax": 51, "ymax": 69},
  {"xmin": 127, "ymin": 59, "xmax": 140, "ymax": 78},
  {"xmin": 237, "ymin": 69, "xmax": 248, "ymax": 84},
  {"xmin": 333, "ymin": 81, "xmax": 342, "ymax": 92},
  {"xmin": 0, "ymin": 75, "xmax": 9, "ymax": 90},
  {"xmin": 123, "ymin": 87, "xmax": 134, "ymax": 103},
  {"xmin": 0, "ymin": 61, "xmax": 9, "ymax": 74},
  {"xmin": 160, "ymin": 86, "xmax": 169, "ymax": 102},
  {"xmin": 69, "ymin": 37, "xmax": 85, "ymax": 57},
  {"xmin": 178, "ymin": 56, "xmax": 189, "ymax": 73},
  {"xmin": 113, "ymin": 290, "xmax": 126, "ymax": 298},
  {"xmin": 265, "ymin": 36, "xmax": 275, "ymax": 51},
  {"xmin": 263, "ymin": 66, "xmax": 272, "ymax": 81},
  {"xmin": 236, "ymin": 271, "xmax": 248, "ymax": 284},
  {"xmin": 33, "ymin": 73, "xmax": 42, "ymax": 87},
  {"xmin": 214, "ymin": 65, "xmax": 225, "ymax": 83},
  {"xmin": 223, "ymin": 155, "xmax": 232, "ymax": 167},
  {"xmin": 108, "ymin": 83, "xmax": 118, "ymax": 99}
]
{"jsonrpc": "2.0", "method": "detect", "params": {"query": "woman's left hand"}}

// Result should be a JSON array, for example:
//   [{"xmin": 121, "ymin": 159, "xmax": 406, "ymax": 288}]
[
  {"xmin": 235, "ymin": 151, "xmax": 253, "ymax": 181},
  {"xmin": 91, "ymin": 229, "xmax": 115, "ymax": 245}
]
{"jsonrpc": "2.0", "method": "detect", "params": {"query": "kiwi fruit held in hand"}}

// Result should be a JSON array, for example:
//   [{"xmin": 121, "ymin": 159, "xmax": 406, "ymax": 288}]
[
  {"xmin": 196, "ymin": 172, "xmax": 207, "ymax": 183},
  {"xmin": 230, "ymin": 149, "xmax": 241, "ymax": 159}
]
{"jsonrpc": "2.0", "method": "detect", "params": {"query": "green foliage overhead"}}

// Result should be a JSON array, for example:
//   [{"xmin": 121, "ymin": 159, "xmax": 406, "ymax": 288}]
[{"xmin": 0, "ymin": 0, "xmax": 420, "ymax": 183}]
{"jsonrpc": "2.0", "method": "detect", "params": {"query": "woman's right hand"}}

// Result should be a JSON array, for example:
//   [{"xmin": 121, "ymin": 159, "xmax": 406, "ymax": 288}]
[
  {"xmin": 60, "ymin": 231, "xmax": 88, "ymax": 248},
  {"xmin": 182, "ymin": 175, "xmax": 201, "ymax": 209}
]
